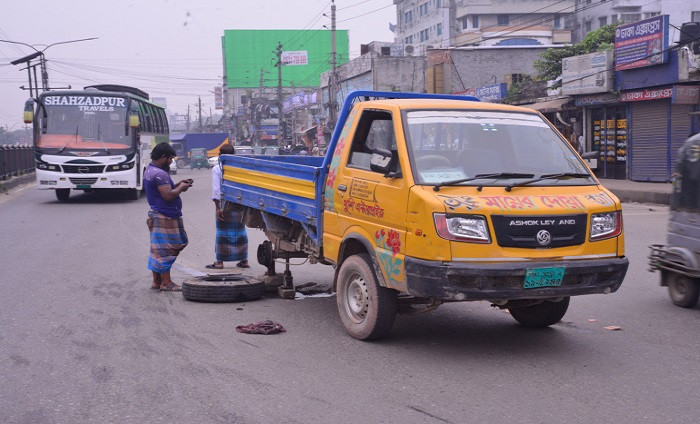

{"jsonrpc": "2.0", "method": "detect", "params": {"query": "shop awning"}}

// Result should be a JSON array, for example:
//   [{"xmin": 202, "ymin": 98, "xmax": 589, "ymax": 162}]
[{"xmin": 523, "ymin": 98, "xmax": 572, "ymax": 113}]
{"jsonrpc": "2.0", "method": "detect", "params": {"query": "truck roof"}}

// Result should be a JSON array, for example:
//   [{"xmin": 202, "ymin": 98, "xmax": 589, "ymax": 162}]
[{"xmin": 357, "ymin": 98, "xmax": 538, "ymax": 114}]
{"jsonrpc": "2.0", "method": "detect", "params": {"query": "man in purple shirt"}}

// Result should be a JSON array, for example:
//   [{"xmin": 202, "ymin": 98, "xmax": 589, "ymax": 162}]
[{"xmin": 144, "ymin": 143, "xmax": 192, "ymax": 291}]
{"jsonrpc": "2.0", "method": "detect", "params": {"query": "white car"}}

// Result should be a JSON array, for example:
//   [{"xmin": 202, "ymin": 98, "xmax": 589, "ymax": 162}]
[{"xmin": 208, "ymin": 156, "xmax": 219, "ymax": 168}]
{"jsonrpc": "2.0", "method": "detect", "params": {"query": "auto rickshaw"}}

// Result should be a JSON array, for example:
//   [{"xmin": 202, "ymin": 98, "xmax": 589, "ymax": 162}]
[
  {"xmin": 649, "ymin": 133, "xmax": 700, "ymax": 308},
  {"xmin": 190, "ymin": 148, "xmax": 209, "ymax": 169}
]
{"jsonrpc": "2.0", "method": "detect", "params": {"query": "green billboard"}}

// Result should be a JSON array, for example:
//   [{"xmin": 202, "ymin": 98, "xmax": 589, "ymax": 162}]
[{"xmin": 222, "ymin": 29, "xmax": 349, "ymax": 88}]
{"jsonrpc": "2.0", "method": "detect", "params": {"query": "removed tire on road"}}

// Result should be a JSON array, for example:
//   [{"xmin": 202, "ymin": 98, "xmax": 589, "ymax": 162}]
[{"xmin": 182, "ymin": 274, "xmax": 265, "ymax": 303}]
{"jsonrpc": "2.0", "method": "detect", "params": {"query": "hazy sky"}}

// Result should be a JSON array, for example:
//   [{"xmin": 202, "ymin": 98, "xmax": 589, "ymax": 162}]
[{"xmin": 0, "ymin": 0, "xmax": 396, "ymax": 130}]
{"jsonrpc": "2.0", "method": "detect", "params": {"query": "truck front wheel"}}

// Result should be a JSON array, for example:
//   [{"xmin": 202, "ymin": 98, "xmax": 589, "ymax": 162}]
[
  {"xmin": 509, "ymin": 297, "xmax": 570, "ymax": 327},
  {"xmin": 336, "ymin": 253, "xmax": 397, "ymax": 340},
  {"xmin": 667, "ymin": 273, "xmax": 699, "ymax": 308},
  {"xmin": 55, "ymin": 189, "xmax": 70, "ymax": 202}
]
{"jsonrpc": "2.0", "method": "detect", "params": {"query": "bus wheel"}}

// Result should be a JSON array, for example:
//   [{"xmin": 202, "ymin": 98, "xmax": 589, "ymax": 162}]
[
  {"xmin": 509, "ymin": 297, "xmax": 570, "ymax": 327},
  {"xmin": 336, "ymin": 253, "xmax": 397, "ymax": 340},
  {"xmin": 667, "ymin": 274, "xmax": 700, "ymax": 308},
  {"xmin": 55, "ymin": 189, "xmax": 70, "ymax": 202},
  {"xmin": 128, "ymin": 188, "xmax": 140, "ymax": 200}
]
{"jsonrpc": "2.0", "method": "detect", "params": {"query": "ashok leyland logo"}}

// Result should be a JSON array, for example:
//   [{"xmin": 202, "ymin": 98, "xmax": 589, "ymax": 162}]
[{"xmin": 536, "ymin": 230, "xmax": 552, "ymax": 246}]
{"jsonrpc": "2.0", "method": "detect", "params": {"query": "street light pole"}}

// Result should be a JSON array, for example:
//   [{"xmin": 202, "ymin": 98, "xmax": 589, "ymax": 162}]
[{"xmin": 3, "ymin": 37, "xmax": 98, "ymax": 96}]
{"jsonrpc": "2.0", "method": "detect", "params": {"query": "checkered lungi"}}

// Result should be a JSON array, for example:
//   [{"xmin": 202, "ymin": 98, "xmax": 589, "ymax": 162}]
[
  {"xmin": 215, "ymin": 203, "xmax": 248, "ymax": 262},
  {"xmin": 147, "ymin": 211, "xmax": 188, "ymax": 273}
]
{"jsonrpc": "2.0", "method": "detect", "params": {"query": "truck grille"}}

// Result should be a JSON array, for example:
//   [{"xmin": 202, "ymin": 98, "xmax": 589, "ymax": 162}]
[{"xmin": 490, "ymin": 214, "xmax": 587, "ymax": 248}]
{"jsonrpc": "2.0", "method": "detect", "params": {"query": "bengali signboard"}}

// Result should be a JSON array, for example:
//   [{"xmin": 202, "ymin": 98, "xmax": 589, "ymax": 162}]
[
  {"xmin": 281, "ymin": 50, "xmax": 309, "ymax": 66},
  {"xmin": 214, "ymin": 86, "xmax": 223, "ymax": 110},
  {"xmin": 615, "ymin": 15, "xmax": 669, "ymax": 71},
  {"xmin": 562, "ymin": 51, "xmax": 613, "ymax": 95},
  {"xmin": 475, "ymin": 83, "xmax": 507, "ymax": 102},
  {"xmin": 672, "ymin": 86, "xmax": 700, "ymax": 104},
  {"xmin": 619, "ymin": 87, "xmax": 673, "ymax": 102}
]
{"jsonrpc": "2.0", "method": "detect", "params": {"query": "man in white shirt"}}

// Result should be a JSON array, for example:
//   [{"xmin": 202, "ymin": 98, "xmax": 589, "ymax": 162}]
[{"xmin": 205, "ymin": 144, "xmax": 249, "ymax": 269}]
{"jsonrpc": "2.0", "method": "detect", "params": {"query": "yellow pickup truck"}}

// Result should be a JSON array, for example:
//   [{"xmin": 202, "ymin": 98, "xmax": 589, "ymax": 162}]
[{"xmin": 221, "ymin": 91, "xmax": 628, "ymax": 340}]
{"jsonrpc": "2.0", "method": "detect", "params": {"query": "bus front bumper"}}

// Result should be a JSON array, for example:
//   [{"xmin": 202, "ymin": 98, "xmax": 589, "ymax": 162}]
[
  {"xmin": 36, "ymin": 169, "xmax": 137, "ymax": 189},
  {"xmin": 404, "ymin": 257, "xmax": 629, "ymax": 301}
]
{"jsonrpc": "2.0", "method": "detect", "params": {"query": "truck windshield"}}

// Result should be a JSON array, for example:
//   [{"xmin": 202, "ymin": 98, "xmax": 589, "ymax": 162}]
[
  {"xmin": 36, "ymin": 95, "xmax": 130, "ymax": 153},
  {"xmin": 405, "ymin": 110, "xmax": 591, "ymax": 186}
]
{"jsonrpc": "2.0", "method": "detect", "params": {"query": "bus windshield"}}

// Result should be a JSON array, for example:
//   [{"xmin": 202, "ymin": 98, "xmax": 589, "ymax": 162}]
[
  {"xmin": 36, "ymin": 94, "xmax": 131, "ymax": 152},
  {"xmin": 404, "ymin": 110, "xmax": 591, "ymax": 186}
]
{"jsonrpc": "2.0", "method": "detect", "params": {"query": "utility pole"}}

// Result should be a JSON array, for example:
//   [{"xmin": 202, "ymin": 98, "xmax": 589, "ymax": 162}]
[
  {"xmin": 198, "ymin": 97, "xmax": 203, "ymax": 133},
  {"xmin": 275, "ymin": 42, "xmax": 284, "ymax": 146},
  {"xmin": 4, "ymin": 37, "xmax": 96, "ymax": 97},
  {"xmin": 329, "ymin": 0, "xmax": 337, "ymax": 126},
  {"xmin": 187, "ymin": 105, "xmax": 191, "ymax": 132}
]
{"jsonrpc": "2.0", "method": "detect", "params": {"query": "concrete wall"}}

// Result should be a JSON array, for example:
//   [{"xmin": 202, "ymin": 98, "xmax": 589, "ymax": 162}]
[{"xmin": 427, "ymin": 46, "xmax": 558, "ymax": 93}]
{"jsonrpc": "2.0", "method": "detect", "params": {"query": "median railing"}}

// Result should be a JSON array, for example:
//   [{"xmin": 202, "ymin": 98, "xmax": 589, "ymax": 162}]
[{"xmin": 0, "ymin": 144, "xmax": 35, "ymax": 180}]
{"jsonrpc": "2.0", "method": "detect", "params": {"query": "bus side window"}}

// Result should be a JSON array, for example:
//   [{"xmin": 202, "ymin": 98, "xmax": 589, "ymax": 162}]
[{"xmin": 159, "ymin": 109, "xmax": 169, "ymax": 134}]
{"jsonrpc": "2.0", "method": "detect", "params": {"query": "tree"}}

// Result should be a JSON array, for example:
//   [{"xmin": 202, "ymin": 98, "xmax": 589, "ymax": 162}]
[{"xmin": 534, "ymin": 24, "xmax": 617, "ymax": 82}]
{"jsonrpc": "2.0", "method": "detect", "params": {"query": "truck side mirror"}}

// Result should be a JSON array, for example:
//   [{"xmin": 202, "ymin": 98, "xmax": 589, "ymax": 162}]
[
  {"xmin": 370, "ymin": 148, "xmax": 400, "ymax": 177},
  {"xmin": 129, "ymin": 113, "xmax": 140, "ymax": 128},
  {"xmin": 23, "ymin": 99, "xmax": 34, "ymax": 124}
]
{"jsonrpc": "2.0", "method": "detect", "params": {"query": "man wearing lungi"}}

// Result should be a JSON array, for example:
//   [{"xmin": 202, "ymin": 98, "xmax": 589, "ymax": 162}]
[
  {"xmin": 205, "ymin": 143, "xmax": 249, "ymax": 269},
  {"xmin": 144, "ymin": 142, "xmax": 192, "ymax": 291}
]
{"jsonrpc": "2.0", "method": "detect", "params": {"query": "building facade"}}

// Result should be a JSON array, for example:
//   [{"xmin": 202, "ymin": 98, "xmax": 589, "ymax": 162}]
[
  {"xmin": 394, "ymin": 0, "xmax": 575, "ymax": 47},
  {"xmin": 572, "ymin": 0, "xmax": 700, "ymax": 43}
]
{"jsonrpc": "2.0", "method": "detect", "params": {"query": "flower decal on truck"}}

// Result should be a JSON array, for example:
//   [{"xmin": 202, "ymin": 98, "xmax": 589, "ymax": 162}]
[
  {"xmin": 375, "ymin": 228, "xmax": 404, "ymax": 289},
  {"xmin": 324, "ymin": 108, "xmax": 357, "ymax": 212}
]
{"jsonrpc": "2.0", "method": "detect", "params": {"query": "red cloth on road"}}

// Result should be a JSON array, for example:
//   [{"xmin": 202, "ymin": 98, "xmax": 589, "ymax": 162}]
[{"xmin": 235, "ymin": 320, "xmax": 286, "ymax": 335}]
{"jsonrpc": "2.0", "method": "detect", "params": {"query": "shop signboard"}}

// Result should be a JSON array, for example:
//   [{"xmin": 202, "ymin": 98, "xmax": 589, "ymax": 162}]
[
  {"xmin": 574, "ymin": 93, "xmax": 619, "ymax": 107},
  {"xmin": 672, "ymin": 86, "xmax": 700, "ymax": 104},
  {"xmin": 562, "ymin": 51, "xmax": 613, "ymax": 95},
  {"xmin": 615, "ymin": 15, "xmax": 669, "ymax": 71},
  {"xmin": 214, "ymin": 86, "xmax": 223, "ymax": 110},
  {"xmin": 475, "ymin": 83, "xmax": 507, "ymax": 102},
  {"xmin": 620, "ymin": 87, "xmax": 673, "ymax": 102}
]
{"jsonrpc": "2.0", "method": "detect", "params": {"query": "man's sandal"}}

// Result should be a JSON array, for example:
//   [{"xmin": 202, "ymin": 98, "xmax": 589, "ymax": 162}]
[
  {"xmin": 205, "ymin": 262, "xmax": 224, "ymax": 269},
  {"xmin": 236, "ymin": 261, "xmax": 250, "ymax": 269},
  {"xmin": 160, "ymin": 283, "xmax": 182, "ymax": 291}
]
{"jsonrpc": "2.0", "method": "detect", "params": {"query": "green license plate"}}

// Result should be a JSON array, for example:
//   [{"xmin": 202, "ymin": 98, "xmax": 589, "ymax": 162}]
[
  {"xmin": 76, "ymin": 184, "xmax": 91, "ymax": 189},
  {"xmin": 524, "ymin": 267, "xmax": 565, "ymax": 289}
]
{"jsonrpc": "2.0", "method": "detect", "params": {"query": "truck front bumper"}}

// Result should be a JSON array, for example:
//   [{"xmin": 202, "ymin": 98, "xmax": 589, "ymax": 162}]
[{"xmin": 404, "ymin": 257, "xmax": 629, "ymax": 301}]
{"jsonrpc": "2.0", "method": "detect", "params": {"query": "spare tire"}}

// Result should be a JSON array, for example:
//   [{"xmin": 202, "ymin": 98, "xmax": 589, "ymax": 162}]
[{"xmin": 182, "ymin": 274, "xmax": 265, "ymax": 303}]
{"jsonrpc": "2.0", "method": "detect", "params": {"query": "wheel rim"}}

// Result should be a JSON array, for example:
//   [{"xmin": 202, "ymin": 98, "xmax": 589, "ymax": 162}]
[{"xmin": 344, "ymin": 272, "xmax": 369, "ymax": 324}]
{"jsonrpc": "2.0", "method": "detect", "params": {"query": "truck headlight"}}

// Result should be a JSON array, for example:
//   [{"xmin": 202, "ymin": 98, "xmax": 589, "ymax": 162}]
[
  {"xmin": 590, "ymin": 211, "xmax": 622, "ymax": 240},
  {"xmin": 106, "ymin": 161, "xmax": 135, "ymax": 172},
  {"xmin": 434, "ymin": 213, "xmax": 491, "ymax": 243},
  {"xmin": 36, "ymin": 160, "xmax": 60, "ymax": 172}
]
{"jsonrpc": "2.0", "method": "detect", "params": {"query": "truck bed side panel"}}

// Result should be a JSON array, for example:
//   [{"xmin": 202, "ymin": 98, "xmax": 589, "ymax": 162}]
[{"xmin": 221, "ymin": 155, "xmax": 323, "ymax": 242}]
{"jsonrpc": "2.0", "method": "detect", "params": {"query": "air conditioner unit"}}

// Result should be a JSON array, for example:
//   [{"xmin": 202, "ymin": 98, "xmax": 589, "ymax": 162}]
[{"xmin": 404, "ymin": 45, "xmax": 415, "ymax": 55}]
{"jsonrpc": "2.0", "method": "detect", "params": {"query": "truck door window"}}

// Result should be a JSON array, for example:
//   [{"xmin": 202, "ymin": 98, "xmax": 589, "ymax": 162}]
[{"xmin": 348, "ymin": 110, "xmax": 399, "ymax": 173}]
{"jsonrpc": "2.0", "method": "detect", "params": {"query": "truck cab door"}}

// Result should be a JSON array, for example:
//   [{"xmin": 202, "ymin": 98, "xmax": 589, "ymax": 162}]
[{"xmin": 331, "ymin": 108, "xmax": 409, "ymax": 290}]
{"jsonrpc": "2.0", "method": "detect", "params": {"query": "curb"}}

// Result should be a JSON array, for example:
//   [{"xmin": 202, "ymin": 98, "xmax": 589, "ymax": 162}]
[
  {"xmin": 605, "ymin": 188, "xmax": 670, "ymax": 206},
  {"xmin": 0, "ymin": 173, "xmax": 35, "ymax": 193}
]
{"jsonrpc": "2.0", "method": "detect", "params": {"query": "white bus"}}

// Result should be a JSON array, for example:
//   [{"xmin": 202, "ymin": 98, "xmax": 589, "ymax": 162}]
[{"xmin": 24, "ymin": 84, "xmax": 169, "ymax": 201}]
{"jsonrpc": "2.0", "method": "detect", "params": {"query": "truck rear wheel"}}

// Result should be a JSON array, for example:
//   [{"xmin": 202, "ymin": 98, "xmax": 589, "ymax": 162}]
[
  {"xmin": 336, "ymin": 253, "xmax": 397, "ymax": 340},
  {"xmin": 176, "ymin": 159, "xmax": 186, "ymax": 168},
  {"xmin": 55, "ymin": 189, "xmax": 70, "ymax": 202},
  {"xmin": 667, "ymin": 273, "xmax": 699, "ymax": 308},
  {"xmin": 509, "ymin": 297, "xmax": 570, "ymax": 327}
]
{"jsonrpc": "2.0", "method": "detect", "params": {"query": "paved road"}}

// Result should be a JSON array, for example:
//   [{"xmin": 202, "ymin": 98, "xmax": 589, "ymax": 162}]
[{"xmin": 0, "ymin": 169, "xmax": 698, "ymax": 424}]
